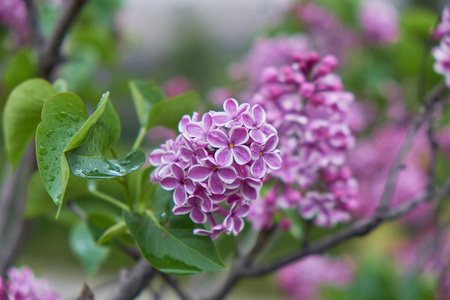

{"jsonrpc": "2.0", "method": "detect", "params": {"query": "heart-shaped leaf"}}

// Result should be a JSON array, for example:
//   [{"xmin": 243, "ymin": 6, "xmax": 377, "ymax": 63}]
[
  {"xmin": 3, "ymin": 79, "xmax": 56, "ymax": 167},
  {"xmin": 129, "ymin": 80, "xmax": 164, "ymax": 127},
  {"xmin": 146, "ymin": 91, "xmax": 200, "ymax": 132},
  {"xmin": 35, "ymin": 92, "xmax": 111, "ymax": 205},
  {"xmin": 124, "ymin": 210, "xmax": 226, "ymax": 274}
]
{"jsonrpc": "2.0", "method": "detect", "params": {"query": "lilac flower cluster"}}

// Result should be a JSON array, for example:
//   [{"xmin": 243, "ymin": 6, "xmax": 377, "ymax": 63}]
[
  {"xmin": 247, "ymin": 51, "xmax": 358, "ymax": 229},
  {"xmin": 0, "ymin": 266, "xmax": 59, "ymax": 300},
  {"xmin": 358, "ymin": 0, "xmax": 399, "ymax": 44},
  {"xmin": 433, "ymin": 6, "xmax": 450, "ymax": 88},
  {"xmin": 276, "ymin": 255, "xmax": 353, "ymax": 300},
  {"xmin": 150, "ymin": 99, "xmax": 281, "ymax": 238}
]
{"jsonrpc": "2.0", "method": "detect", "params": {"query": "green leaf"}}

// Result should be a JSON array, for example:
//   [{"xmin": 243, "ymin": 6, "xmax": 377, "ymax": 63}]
[
  {"xmin": 67, "ymin": 148, "xmax": 145, "ymax": 180},
  {"xmin": 25, "ymin": 171, "xmax": 89, "ymax": 218},
  {"xmin": 52, "ymin": 78, "xmax": 69, "ymax": 93},
  {"xmin": 96, "ymin": 221, "xmax": 127, "ymax": 245},
  {"xmin": 124, "ymin": 210, "xmax": 226, "ymax": 274},
  {"xmin": 35, "ymin": 92, "xmax": 111, "ymax": 205},
  {"xmin": 36, "ymin": 93, "xmax": 89, "ymax": 205},
  {"xmin": 69, "ymin": 221, "xmax": 110, "ymax": 275},
  {"xmin": 66, "ymin": 93, "xmax": 145, "ymax": 179},
  {"xmin": 129, "ymin": 80, "xmax": 164, "ymax": 127},
  {"xmin": 146, "ymin": 91, "xmax": 200, "ymax": 132},
  {"xmin": 3, "ymin": 79, "xmax": 56, "ymax": 167},
  {"xmin": 2, "ymin": 49, "xmax": 36, "ymax": 90}
]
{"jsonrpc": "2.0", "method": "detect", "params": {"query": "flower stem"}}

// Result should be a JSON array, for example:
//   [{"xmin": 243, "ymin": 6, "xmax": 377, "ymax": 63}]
[{"xmin": 132, "ymin": 127, "xmax": 147, "ymax": 149}]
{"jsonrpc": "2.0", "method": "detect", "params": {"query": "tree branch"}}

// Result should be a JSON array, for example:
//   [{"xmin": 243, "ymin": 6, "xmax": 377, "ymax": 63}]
[
  {"xmin": 158, "ymin": 271, "xmax": 193, "ymax": 300},
  {"xmin": 38, "ymin": 0, "xmax": 88, "ymax": 78},
  {"xmin": 109, "ymin": 258, "xmax": 157, "ymax": 300},
  {"xmin": 23, "ymin": 0, "xmax": 44, "ymax": 48}
]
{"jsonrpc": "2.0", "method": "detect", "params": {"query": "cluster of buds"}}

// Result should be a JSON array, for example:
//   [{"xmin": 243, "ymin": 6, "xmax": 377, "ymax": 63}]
[
  {"xmin": 150, "ymin": 99, "xmax": 282, "ymax": 238},
  {"xmin": 433, "ymin": 6, "xmax": 450, "ymax": 87},
  {"xmin": 248, "ymin": 51, "xmax": 358, "ymax": 229}
]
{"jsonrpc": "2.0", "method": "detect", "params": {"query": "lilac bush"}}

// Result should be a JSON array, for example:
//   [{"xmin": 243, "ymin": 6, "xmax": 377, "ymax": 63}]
[{"xmin": 150, "ymin": 98, "xmax": 282, "ymax": 238}]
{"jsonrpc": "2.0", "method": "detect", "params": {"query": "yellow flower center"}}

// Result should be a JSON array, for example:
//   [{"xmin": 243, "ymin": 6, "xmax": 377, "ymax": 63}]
[{"xmin": 229, "ymin": 143, "xmax": 234, "ymax": 148}]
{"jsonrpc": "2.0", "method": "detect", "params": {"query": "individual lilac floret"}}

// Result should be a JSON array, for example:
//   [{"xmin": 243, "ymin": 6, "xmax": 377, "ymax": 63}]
[
  {"xmin": 434, "ymin": 6, "xmax": 450, "ymax": 40},
  {"xmin": 359, "ymin": 0, "xmax": 398, "ymax": 44},
  {"xmin": 150, "ymin": 99, "xmax": 281, "ymax": 238},
  {"xmin": 1, "ymin": 266, "xmax": 59, "ymax": 300}
]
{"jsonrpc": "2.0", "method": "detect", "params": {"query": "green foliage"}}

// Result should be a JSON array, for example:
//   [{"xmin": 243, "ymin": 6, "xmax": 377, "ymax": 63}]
[
  {"xmin": 129, "ymin": 80, "xmax": 165, "ymax": 128},
  {"xmin": 69, "ymin": 221, "xmax": 111, "ymax": 275},
  {"xmin": 146, "ymin": 91, "xmax": 200, "ymax": 132},
  {"xmin": 124, "ymin": 210, "xmax": 226, "ymax": 274},
  {"xmin": 2, "ymin": 49, "xmax": 36, "ymax": 91},
  {"xmin": 3, "ymin": 79, "xmax": 56, "ymax": 167},
  {"xmin": 66, "ymin": 96, "xmax": 146, "ymax": 180},
  {"xmin": 35, "ymin": 92, "xmax": 92, "ymax": 205},
  {"xmin": 96, "ymin": 221, "xmax": 127, "ymax": 245},
  {"xmin": 25, "ymin": 171, "xmax": 88, "ymax": 218}
]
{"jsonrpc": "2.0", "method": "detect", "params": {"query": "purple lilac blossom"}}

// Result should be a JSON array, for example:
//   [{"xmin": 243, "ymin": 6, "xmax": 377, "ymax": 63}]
[
  {"xmin": 246, "ymin": 50, "xmax": 358, "ymax": 230},
  {"xmin": 150, "ymin": 99, "xmax": 281, "ymax": 238},
  {"xmin": 433, "ymin": 6, "xmax": 450, "ymax": 88},
  {"xmin": 276, "ymin": 255, "xmax": 353, "ymax": 300},
  {"xmin": 359, "ymin": 0, "xmax": 399, "ymax": 44},
  {"xmin": 0, "ymin": 266, "xmax": 59, "ymax": 300}
]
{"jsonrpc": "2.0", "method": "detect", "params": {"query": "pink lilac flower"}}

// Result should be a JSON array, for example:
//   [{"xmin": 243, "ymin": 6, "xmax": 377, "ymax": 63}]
[
  {"xmin": 162, "ymin": 76, "xmax": 194, "ymax": 98},
  {"xmin": 434, "ymin": 6, "xmax": 450, "ymax": 40},
  {"xmin": 277, "ymin": 255, "xmax": 353, "ymax": 300},
  {"xmin": 246, "ymin": 50, "xmax": 358, "ymax": 230},
  {"xmin": 150, "ymin": 99, "xmax": 281, "ymax": 238},
  {"xmin": 359, "ymin": 0, "xmax": 399, "ymax": 44},
  {"xmin": 0, "ymin": 266, "xmax": 59, "ymax": 300}
]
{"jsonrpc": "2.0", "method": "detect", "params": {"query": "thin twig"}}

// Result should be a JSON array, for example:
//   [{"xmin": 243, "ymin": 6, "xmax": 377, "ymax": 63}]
[
  {"xmin": 426, "ymin": 110, "xmax": 439, "ymax": 195},
  {"xmin": 158, "ymin": 271, "xmax": 193, "ymax": 300},
  {"xmin": 376, "ymin": 82, "xmax": 446, "ymax": 216}
]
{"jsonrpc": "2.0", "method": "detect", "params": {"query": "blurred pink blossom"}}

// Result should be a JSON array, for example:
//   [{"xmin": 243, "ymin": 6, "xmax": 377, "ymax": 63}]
[
  {"xmin": 0, "ymin": 266, "xmax": 59, "ymax": 300},
  {"xmin": 162, "ymin": 76, "xmax": 194, "ymax": 98},
  {"xmin": 359, "ymin": 0, "xmax": 399, "ymax": 44},
  {"xmin": 277, "ymin": 255, "xmax": 353, "ymax": 300}
]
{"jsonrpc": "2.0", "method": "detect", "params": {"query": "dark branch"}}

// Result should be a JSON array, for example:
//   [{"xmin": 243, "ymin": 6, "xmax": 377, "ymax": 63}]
[
  {"xmin": 38, "ymin": 0, "xmax": 88, "ymax": 78},
  {"xmin": 158, "ymin": 271, "xmax": 193, "ymax": 300},
  {"xmin": 109, "ymin": 258, "xmax": 156, "ymax": 300},
  {"xmin": 23, "ymin": 0, "xmax": 44, "ymax": 48}
]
